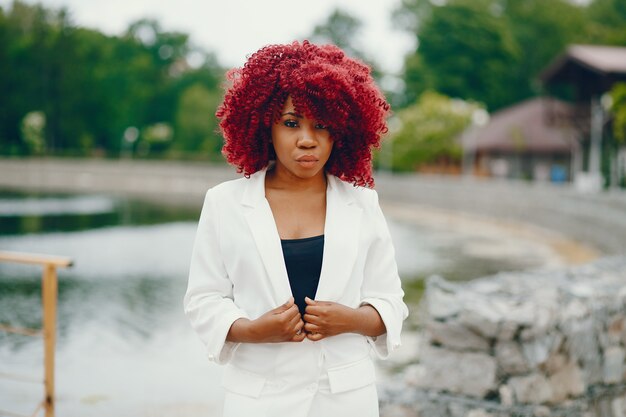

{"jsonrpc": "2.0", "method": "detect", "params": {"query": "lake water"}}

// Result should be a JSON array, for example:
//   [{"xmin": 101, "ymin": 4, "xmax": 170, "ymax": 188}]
[{"xmin": 0, "ymin": 191, "xmax": 563, "ymax": 416}]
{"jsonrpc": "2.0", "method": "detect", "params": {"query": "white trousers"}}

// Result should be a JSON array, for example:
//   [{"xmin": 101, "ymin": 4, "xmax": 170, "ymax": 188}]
[
  {"xmin": 307, "ymin": 374, "xmax": 379, "ymax": 417},
  {"xmin": 222, "ymin": 372, "xmax": 379, "ymax": 417}
]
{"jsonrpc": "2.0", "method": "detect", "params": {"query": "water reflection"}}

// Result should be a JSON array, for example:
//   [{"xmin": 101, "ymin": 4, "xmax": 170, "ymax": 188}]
[
  {"xmin": 0, "ymin": 191, "xmax": 198, "ymax": 235},
  {"xmin": 0, "ymin": 190, "xmax": 561, "ymax": 416},
  {"xmin": 0, "ymin": 195, "xmax": 115, "ymax": 216}
]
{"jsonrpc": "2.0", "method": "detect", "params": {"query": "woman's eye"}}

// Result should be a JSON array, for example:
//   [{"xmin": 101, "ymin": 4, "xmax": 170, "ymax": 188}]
[
  {"xmin": 284, "ymin": 120, "xmax": 298, "ymax": 128},
  {"xmin": 315, "ymin": 123, "xmax": 328, "ymax": 130}
]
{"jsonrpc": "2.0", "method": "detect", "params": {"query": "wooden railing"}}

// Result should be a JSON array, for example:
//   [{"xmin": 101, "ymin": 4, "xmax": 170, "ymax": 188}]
[{"xmin": 0, "ymin": 251, "xmax": 73, "ymax": 417}]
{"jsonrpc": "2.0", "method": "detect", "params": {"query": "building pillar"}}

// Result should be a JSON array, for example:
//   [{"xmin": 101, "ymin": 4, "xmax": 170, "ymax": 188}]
[
  {"xmin": 575, "ymin": 97, "xmax": 604, "ymax": 192},
  {"xmin": 589, "ymin": 97, "xmax": 604, "ymax": 176}
]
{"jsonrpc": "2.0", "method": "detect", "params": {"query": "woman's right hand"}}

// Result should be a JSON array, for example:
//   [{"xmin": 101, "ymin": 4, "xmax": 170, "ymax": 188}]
[{"xmin": 226, "ymin": 297, "xmax": 305, "ymax": 343}]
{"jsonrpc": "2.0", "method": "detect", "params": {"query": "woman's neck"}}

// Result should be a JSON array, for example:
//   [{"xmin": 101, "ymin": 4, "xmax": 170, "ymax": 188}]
[{"xmin": 265, "ymin": 164, "xmax": 327, "ymax": 193}]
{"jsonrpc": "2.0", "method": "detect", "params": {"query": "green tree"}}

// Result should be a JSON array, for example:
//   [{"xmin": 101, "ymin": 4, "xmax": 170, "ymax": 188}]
[
  {"xmin": 503, "ymin": 0, "xmax": 588, "ymax": 98},
  {"xmin": 610, "ymin": 83, "xmax": 626, "ymax": 144},
  {"xmin": 0, "ymin": 6, "xmax": 10, "ymax": 152},
  {"xmin": 126, "ymin": 19, "xmax": 192, "ymax": 123},
  {"xmin": 399, "ymin": 50, "xmax": 431, "ymax": 108},
  {"xmin": 586, "ymin": 0, "xmax": 626, "ymax": 45},
  {"xmin": 608, "ymin": 83, "xmax": 626, "ymax": 187},
  {"xmin": 0, "ymin": 2, "xmax": 225, "ymax": 157},
  {"xmin": 173, "ymin": 83, "xmax": 222, "ymax": 158},
  {"xmin": 414, "ymin": 0, "xmax": 520, "ymax": 110},
  {"xmin": 308, "ymin": 7, "xmax": 384, "ymax": 80},
  {"xmin": 310, "ymin": 8, "xmax": 365, "ymax": 61},
  {"xmin": 394, "ymin": 0, "xmax": 590, "ymax": 110},
  {"xmin": 137, "ymin": 122, "xmax": 173, "ymax": 156},
  {"xmin": 392, "ymin": 0, "xmax": 433, "ymax": 35},
  {"xmin": 0, "ymin": 1, "xmax": 56, "ymax": 153},
  {"xmin": 385, "ymin": 91, "xmax": 480, "ymax": 171},
  {"xmin": 20, "ymin": 111, "xmax": 46, "ymax": 154}
]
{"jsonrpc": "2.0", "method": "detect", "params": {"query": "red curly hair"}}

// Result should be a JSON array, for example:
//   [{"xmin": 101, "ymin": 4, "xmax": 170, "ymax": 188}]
[{"xmin": 216, "ymin": 40, "xmax": 390, "ymax": 187}]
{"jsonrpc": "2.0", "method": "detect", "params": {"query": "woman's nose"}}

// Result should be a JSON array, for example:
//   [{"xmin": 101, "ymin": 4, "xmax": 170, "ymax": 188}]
[{"xmin": 297, "ymin": 128, "xmax": 317, "ymax": 148}]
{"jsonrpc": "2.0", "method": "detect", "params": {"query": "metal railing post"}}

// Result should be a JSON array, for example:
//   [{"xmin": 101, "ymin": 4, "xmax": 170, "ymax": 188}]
[
  {"xmin": 0, "ymin": 251, "xmax": 72, "ymax": 417},
  {"xmin": 42, "ymin": 263, "xmax": 57, "ymax": 417}
]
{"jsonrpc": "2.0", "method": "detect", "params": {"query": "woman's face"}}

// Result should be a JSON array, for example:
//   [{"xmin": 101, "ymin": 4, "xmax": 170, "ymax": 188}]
[{"xmin": 270, "ymin": 96, "xmax": 333, "ymax": 181}]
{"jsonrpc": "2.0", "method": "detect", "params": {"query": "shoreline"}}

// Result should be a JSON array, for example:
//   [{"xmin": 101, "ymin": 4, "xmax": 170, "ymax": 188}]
[
  {"xmin": 382, "ymin": 201, "xmax": 600, "ymax": 266},
  {"xmin": 1, "ymin": 157, "xmax": 623, "ymax": 259}
]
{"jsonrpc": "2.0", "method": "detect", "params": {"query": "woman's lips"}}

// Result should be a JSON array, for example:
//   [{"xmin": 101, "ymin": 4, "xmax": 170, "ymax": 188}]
[{"xmin": 296, "ymin": 155, "xmax": 318, "ymax": 168}]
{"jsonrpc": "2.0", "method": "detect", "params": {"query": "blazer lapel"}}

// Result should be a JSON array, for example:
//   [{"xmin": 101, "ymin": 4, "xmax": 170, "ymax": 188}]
[
  {"xmin": 315, "ymin": 175, "xmax": 362, "ymax": 301},
  {"xmin": 241, "ymin": 170, "xmax": 292, "ymax": 304}
]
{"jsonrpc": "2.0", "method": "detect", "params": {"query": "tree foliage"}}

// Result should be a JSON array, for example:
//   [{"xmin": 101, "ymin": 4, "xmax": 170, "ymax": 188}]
[
  {"xmin": 310, "ymin": 8, "xmax": 364, "ymax": 60},
  {"xmin": 308, "ymin": 8, "xmax": 383, "ymax": 80},
  {"xmin": 415, "ymin": 0, "xmax": 520, "ymax": 110},
  {"xmin": 385, "ymin": 91, "xmax": 480, "ymax": 171},
  {"xmin": 2, "ymin": 0, "xmax": 626, "ymax": 162},
  {"xmin": 0, "ymin": 1, "xmax": 224, "ymax": 158},
  {"xmin": 504, "ymin": 0, "xmax": 588, "ymax": 99},
  {"xmin": 394, "ymin": 0, "xmax": 606, "ymax": 111},
  {"xmin": 173, "ymin": 83, "xmax": 222, "ymax": 157},
  {"xmin": 586, "ymin": 0, "xmax": 626, "ymax": 45},
  {"xmin": 611, "ymin": 83, "xmax": 626, "ymax": 144}
]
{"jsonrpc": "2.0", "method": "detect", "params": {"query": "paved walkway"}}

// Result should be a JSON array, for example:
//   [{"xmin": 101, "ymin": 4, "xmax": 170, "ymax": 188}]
[
  {"xmin": 1, "ymin": 157, "xmax": 624, "ymax": 255},
  {"xmin": 375, "ymin": 173, "xmax": 626, "ymax": 255},
  {"xmin": 0, "ymin": 157, "xmax": 237, "ymax": 206}
]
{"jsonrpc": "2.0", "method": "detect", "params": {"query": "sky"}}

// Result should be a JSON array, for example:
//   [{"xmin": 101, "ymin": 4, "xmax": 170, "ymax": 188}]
[{"xmin": 1, "ymin": 0, "xmax": 416, "ymax": 74}]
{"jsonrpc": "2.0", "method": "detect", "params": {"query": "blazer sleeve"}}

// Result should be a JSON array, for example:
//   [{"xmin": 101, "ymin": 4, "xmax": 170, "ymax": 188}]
[
  {"xmin": 183, "ymin": 188, "xmax": 249, "ymax": 364},
  {"xmin": 359, "ymin": 189, "xmax": 409, "ymax": 359}
]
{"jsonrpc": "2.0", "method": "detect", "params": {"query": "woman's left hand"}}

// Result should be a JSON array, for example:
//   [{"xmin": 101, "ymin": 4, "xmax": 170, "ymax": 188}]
[
  {"xmin": 303, "ymin": 297, "xmax": 358, "ymax": 341},
  {"xmin": 303, "ymin": 297, "xmax": 387, "ymax": 341}
]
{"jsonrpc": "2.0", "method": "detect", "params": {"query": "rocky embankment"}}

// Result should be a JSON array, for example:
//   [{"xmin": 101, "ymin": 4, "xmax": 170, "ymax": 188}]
[{"xmin": 381, "ymin": 256, "xmax": 626, "ymax": 417}]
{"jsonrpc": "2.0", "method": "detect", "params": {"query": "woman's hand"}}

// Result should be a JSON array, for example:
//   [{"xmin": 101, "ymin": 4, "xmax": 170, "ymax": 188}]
[
  {"xmin": 303, "ymin": 297, "xmax": 386, "ymax": 341},
  {"xmin": 227, "ymin": 297, "xmax": 306, "ymax": 343}
]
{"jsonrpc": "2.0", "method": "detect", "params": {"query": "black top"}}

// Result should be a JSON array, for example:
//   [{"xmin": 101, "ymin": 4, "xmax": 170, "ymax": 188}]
[{"xmin": 280, "ymin": 234, "xmax": 324, "ymax": 316}]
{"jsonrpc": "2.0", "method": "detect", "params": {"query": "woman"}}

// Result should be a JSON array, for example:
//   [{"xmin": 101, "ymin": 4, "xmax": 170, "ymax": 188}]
[{"xmin": 184, "ymin": 40, "xmax": 408, "ymax": 417}]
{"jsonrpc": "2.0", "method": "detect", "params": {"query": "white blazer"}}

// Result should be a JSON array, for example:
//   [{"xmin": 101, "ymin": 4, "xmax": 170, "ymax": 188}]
[{"xmin": 184, "ymin": 169, "xmax": 408, "ymax": 416}]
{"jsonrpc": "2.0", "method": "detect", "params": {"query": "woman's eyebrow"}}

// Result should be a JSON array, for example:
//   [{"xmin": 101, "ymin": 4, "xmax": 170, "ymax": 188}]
[{"xmin": 280, "ymin": 111, "xmax": 302, "ymax": 118}]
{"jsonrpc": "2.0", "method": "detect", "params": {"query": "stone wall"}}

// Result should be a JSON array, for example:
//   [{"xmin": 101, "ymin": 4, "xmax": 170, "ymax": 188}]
[{"xmin": 381, "ymin": 256, "xmax": 626, "ymax": 417}]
